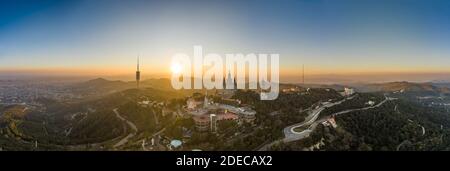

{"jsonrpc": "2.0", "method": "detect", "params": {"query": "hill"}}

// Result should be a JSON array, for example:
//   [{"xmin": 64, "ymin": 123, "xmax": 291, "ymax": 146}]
[{"xmin": 351, "ymin": 82, "xmax": 450, "ymax": 96}]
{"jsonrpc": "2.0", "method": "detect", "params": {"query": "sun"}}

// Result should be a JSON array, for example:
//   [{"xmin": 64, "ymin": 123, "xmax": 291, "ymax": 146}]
[{"xmin": 170, "ymin": 62, "xmax": 183, "ymax": 74}]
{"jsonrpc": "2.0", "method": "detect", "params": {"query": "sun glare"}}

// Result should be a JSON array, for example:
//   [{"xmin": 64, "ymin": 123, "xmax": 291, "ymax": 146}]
[{"xmin": 171, "ymin": 63, "xmax": 182, "ymax": 74}]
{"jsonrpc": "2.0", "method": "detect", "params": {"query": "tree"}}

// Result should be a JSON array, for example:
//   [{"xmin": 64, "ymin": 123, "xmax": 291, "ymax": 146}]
[{"xmin": 358, "ymin": 143, "xmax": 373, "ymax": 151}]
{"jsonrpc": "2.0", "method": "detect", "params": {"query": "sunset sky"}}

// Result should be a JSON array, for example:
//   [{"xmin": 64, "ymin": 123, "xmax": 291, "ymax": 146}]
[{"xmin": 1, "ymin": 0, "xmax": 450, "ymax": 83}]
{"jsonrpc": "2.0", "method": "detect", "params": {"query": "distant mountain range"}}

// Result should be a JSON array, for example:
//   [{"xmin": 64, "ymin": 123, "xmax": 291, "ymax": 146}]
[
  {"xmin": 350, "ymin": 81, "xmax": 450, "ymax": 94},
  {"xmin": 69, "ymin": 78, "xmax": 176, "ymax": 97},
  {"xmin": 292, "ymin": 81, "xmax": 450, "ymax": 96},
  {"xmin": 76, "ymin": 78, "xmax": 450, "ymax": 97}
]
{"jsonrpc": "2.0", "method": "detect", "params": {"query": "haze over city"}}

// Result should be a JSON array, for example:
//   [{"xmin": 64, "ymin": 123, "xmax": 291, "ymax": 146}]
[{"xmin": 1, "ymin": 0, "xmax": 450, "ymax": 83}]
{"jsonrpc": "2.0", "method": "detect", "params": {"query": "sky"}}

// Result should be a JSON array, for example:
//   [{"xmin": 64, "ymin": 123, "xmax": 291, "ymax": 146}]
[{"xmin": 1, "ymin": 0, "xmax": 450, "ymax": 83}]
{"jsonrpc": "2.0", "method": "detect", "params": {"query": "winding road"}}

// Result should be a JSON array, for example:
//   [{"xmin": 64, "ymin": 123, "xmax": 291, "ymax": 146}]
[
  {"xmin": 113, "ymin": 108, "xmax": 138, "ymax": 148},
  {"xmin": 283, "ymin": 96, "xmax": 357, "ymax": 142},
  {"xmin": 258, "ymin": 95, "xmax": 395, "ymax": 151},
  {"xmin": 286, "ymin": 96, "xmax": 392, "ymax": 142},
  {"xmin": 258, "ymin": 96, "xmax": 354, "ymax": 151}
]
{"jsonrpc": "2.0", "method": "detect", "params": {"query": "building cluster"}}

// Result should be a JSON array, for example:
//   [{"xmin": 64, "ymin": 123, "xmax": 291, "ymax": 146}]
[
  {"xmin": 138, "ymin": 100, "xmax": 165, "ymax": 108},
  {"xmin": 186, "ymin": 92, "xmax": 256, "ymax": 133},
  {"xmin": 341, "ymin": 87, "xmax": 355, "ymax": 96},
  {"xmin": 281, "ymin": 86, "xmax": 302, "ymax": 93},
  {"xmin": 321, "ymin": 116, "xmax": 337, "ymax": 128},
  {"xmin": 0, "ymin": 80, "xmax": 80, "ymax": 105}
]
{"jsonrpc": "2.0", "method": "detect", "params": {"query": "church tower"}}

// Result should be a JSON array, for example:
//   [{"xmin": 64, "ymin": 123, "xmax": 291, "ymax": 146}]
[
  {"xmin": 225, "ymin": 70, "xmax": 234, "ymax": 89},
  {"xmin": 203, "ymin": 91, "xmax": 209, "ymax": 108}
]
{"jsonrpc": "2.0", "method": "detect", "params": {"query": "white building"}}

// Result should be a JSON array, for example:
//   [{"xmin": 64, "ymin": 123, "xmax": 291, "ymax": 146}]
[
  {"xmin": 169, "ymin": 140, "xmax": 182, "ymax": 150},
  {"xmin": 343, "ymin": 88, "xmax": 355, "ymax": 96},
  {"xmin": 322, "ymin": 117, "xmax": 337, "ymax": 128},
  {"xmin": 366, "ymin": 101, "xmax": 375, "ymax": 106},
  {"xmin": 186, "ymin": 98, "xmax": 201, "ymax": 110},
  {"xmin": 138, "ymin": 100, "xmax": 151, "ymax": 107}
]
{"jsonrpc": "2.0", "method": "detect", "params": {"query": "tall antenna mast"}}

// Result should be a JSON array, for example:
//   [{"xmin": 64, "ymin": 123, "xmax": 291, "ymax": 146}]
[
  {"xmin": 136, "ymin": 55, "xmax": 141, "ymax": 89},
  {"xmin": 302, "ymin": 64, "xmax": 305, "ymax": 85}
]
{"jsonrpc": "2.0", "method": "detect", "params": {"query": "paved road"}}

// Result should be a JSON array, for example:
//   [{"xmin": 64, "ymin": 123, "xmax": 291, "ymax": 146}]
[
  {"xmin": 284, "ymin": 96, "xmax": 391, "ymax": 143},
  {"xmin": 283, "ymin": 96, "xmax": 355, "ymax": 142},
  {"xmin": 258, "ymin": 95, "xmax": 393, "ymax": 151},
  {"xmin": 152, "ymin": 109, "xmax": 159, "ymax": 125},
  {"xmin": 258, "ymin": 96, "xmax": 354, "ymax": 150},
  {"xmin": 142, "ymin": 128, "xmax": 166, "ymax": 151},
  {"xmin": 396, "ymin": 140, "xmax": 412, "ymax": 151},
  {"xmin": 113, "ymin": 108, "xmax": 138, "ymax": 148}
]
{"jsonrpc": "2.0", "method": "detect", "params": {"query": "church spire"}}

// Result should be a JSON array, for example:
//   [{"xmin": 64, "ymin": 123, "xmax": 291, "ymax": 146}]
[
  {"xmin": 203, "ymin": 90, "xmax": 208, "ymax": 108},
  {"xmin": 226, "ymin": 70, "xmax": 234, "ymax": 89}
]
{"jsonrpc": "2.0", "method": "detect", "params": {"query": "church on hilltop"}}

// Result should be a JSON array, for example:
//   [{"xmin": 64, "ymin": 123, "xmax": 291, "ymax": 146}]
[{"xmin": 220, "ymin": 70, "xmax": 237, "ymax": 99}]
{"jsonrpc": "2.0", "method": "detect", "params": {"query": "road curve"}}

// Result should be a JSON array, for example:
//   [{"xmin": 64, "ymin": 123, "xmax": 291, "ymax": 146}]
[
  {"xmin": 284, "ymin": 96, "xmax": 391, "ymax": 143},
  {"xmin": 283, "ymin": 96, "xmax": 355, "ymax": 142},
  {"xmin": 113, "ymin": 108, "xmax": 138, "ymax": 148}
]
